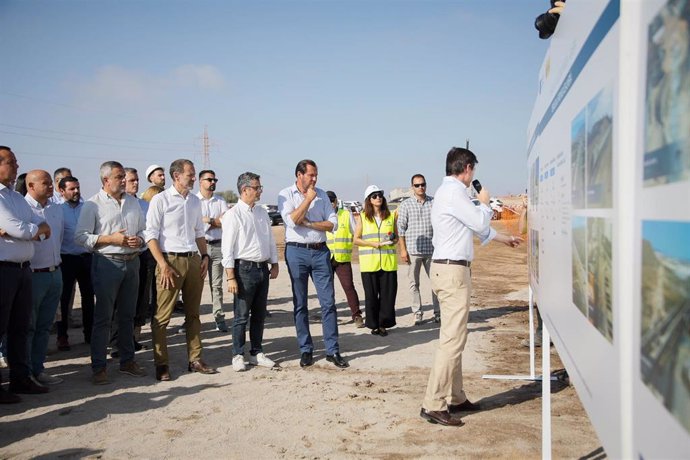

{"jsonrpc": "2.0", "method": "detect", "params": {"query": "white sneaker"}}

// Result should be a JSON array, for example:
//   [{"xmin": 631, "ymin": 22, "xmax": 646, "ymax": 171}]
[
  {"xmin": 232, "ymin": 354, "xmax": 247, "ymax": 372},
  {"xmin": 36, "ymin": 372, "xmax": 64, "ymax": 385},
  {"xmin": 248, "ymin": 352, "xmax": 275, "ymax": 368},
  {"xmin": 0, "ymin": 356, "xmax": 7, "ymax": 369}
]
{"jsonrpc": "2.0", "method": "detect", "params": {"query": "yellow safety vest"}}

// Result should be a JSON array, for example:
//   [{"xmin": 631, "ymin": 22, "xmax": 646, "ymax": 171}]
[
  {"xmin": 326, "ymin": 209, "xmax": 354, "ymax": 263},
  {"xmin": 359, "ymin": 213, "xmax": 397, "ymax": 272}
]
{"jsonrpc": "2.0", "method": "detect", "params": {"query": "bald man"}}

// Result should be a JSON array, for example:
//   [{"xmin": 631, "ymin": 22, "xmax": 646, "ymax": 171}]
[{"xmin": 25, "ymin": 170, "xmax": 64, "ymax": 385}]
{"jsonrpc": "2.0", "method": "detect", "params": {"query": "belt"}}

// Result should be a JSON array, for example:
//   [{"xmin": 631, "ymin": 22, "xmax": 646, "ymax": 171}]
[
  {"xmin": 32, "ymin": 265, "xmax": 60, "ymax": 273},
  {"xmin": 207, "ymin": 239, "xmax": 222, "ymax": 246},
  {"xmin": 101, "ymin": 253, "xmax": 139, "ymax": 261},
  {"xmin": 0, "ymin": 261, "xmax": 31, "ymax": 269},
  {"xmin": 163, "ymin": 251, "xmax": 197, "ymax": 257},
  {"xmin": 286, "ymin": 242, "xmax": 327, "ymax": 250},
  {"xmin": 432, "ymin": 259, "xmax": 471, "ymax": 267},
  {"xmin": 236, "ymin": 259, "xmax": 268, "ymax": 269}
]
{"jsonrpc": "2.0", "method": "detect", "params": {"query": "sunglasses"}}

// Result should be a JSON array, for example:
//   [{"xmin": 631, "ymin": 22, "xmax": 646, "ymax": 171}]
[
  {"xmin": 369, "ymin": 192, "xmax": 384, "ymax": 199},
  {"xmin": 202, "ymin": 178, "xmax": 218, "ymax": 182},
  {"xmin": 413, "ymin": 183, "xmax": 426, "ymax": 188}
]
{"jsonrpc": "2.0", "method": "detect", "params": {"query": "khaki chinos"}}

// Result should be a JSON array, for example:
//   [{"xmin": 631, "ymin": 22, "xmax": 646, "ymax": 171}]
[
  {"xmin": 422, "ymin": 262, "xmax": 471, "ymax": 411},
  {"xmin": 151, "ymin": 253, "xmax": 203, "ymax": 366}
]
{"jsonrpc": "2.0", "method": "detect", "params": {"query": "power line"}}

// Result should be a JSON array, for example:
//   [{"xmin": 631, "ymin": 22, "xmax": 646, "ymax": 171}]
[
  {"xmin": 0, "ymin": 129, "xmax": 192, "ymax": 152},
  {"xmin": 0, "ymin": 123, "xmax": 190, "ymax": 146}
]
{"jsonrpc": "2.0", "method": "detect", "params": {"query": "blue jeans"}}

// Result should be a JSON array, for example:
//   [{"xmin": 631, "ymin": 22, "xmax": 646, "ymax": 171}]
[
  {"xmin": 232, "ymin": 262, "xmax": 270, "ymax": 356},
  {"xmin": 90, "ymin": 255, "xmax": 139, "ymax": 372},
  {"xmin": 27, "ymin": 269, "xmax": 63, "ymax": 376},
  {"xmin": 285, "ymin": 245, "xmax": 339, "ymax": 355}
]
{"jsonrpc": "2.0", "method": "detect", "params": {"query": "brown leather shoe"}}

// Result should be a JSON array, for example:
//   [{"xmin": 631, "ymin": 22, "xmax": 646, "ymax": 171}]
[
  {"xmin": 420, "ymin": 408, "xmax": 463, "ymax": 426},
  {"xmin": 155, "ymin": 365, "xmax": 171, "ymax": 381},
  {"xmin": 188, "ymin": 360, "xmax": 217, "ymax": 374},
  {"xmin": 448, "ymin": 400, "xmax": 481, "ymax": 413}
]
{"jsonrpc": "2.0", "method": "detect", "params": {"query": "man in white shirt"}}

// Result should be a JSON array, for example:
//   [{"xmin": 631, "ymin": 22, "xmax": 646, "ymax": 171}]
[
  {"xmin": 196, "ymin": 169, "xmax": 229, "ymax": 332},
  {"xmin": 0, "ymin": 146, "xmax": 52, "ymax": 402},
  {"xmin": 145, "ymin": 159, "xmax": 217, "ymax": 381},
  {"xmin": 222, "ymin": 172, "xmax": 279, "ymax": 372},
  {"xmin": 278, "ymin": 159, "xmax": 348, "ymax": 369},
  {"xmin": 420, "ymin": 147, "xmax": 522, "ymax": 427},
  {"xmin": 76, "ymin": 161, "xmax": 147, "ymax": 385},
  {"xmin": 25, "ymin": 170, "xmax": 64, "ymax": 386}
]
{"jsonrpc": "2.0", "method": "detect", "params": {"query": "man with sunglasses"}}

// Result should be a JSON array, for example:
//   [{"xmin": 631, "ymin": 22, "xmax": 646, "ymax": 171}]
[
  {"xmin": 197, "ymin": 170, "xmax": 229, "ymax": 332},
  {"xmin": 397, "ymin": 174, "xmax": 440, "ymax": 325}
]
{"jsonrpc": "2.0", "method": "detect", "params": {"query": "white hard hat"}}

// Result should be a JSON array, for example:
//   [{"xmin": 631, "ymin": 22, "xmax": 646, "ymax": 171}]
[
  {"xmin": 364, "ymin": 185, "xmax": 383, "ymax": 201},
  {"xmin": 145, "ymin": 164, "xmax": 164, "ymax": 182}
]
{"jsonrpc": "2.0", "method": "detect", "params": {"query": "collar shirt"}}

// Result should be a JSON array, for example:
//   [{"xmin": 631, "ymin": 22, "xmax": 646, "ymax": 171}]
[
  {"xmin": 277, "ymin": 184, "xmax": 338, "ymax": 244},
  {"xmin": 26, "ymin": 195, "xmax": 63, "ymax": 269},
  {"xmin": 0, "ymin": 183, "xmax": 38, "ymax": 262},
  {"xmin": 397, "ymin": 194, "xmax": 434, "ymax": 255},
  {"xmin": 75, "ymin": 189, "xmax": 145, "ymax": 255},
  {"xmin": 144, "ymin": 186, "xmax": 204, "ymax": 252},
  {"xmin": 221, "ymin": 200, "xmax": 278, "ymax": 268},
  {"xmin": 196, "ymin": 192, "xmax": 227, "ymax": 241},
  {"xmin": 431, "ymin": 176, "xmax": 496, "ymax": 261},
  {"xmin": 61, "ymin": 200, "xmax": 88, "ymax": 255},
  {"xmin": 49, "ymin": 194, "xmax": 65, "ymax": 205}
]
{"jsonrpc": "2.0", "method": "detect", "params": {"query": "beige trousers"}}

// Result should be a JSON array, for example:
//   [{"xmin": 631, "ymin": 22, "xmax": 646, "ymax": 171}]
[
  {"xmin": 422, "ymin": 263, "xmax": 471, "ymax": 411},
  {"xmin": 152, "ymin": 254, "xmax": 203, "ymax": 366}
]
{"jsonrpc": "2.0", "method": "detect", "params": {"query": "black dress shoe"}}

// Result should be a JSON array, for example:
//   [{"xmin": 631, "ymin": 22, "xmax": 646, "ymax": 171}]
[
  {"xmin": 448, "ymin": 400, "xmax": 481, "ymax": 413},
  {"xmin": 134, "ymin": 340, "xmax": 143, "ymax": 351},
  {"xmin": 299, "ymin": 352, "xmax": 313, "ymax": 368},
  {"xmin": 155, "ymin": 365, "xmax": 171, "ymax": 381},
  {"xmin": 371, "ymin": 328, "xmax": 380, "ymax": 335},
  {"xmin": 326, "ymin": 353, "xmax": 349, "ymax": 368},
  {"xmin": 0, "ymin": 388, "xmax": 21, "ymax": 404},
  {"xmin": 378, "ymin": 327, "xmax": 388, "ymax": 337},
  {"xmin": 10, "ymin": 376, "xmax": 49, "ymax": 394},
  {"xmin": 420, "ymin": 408, "xmax": 463, "ymax": 426}
]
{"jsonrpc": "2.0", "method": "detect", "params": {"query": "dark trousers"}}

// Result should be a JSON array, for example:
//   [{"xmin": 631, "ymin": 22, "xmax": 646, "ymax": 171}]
[
  {"xmin": 0, "ymin": 265, "xmax": 32, "ymax": 382},
  {"xmin": 58, "ymin": 253, "xmax": 95, "ymax": 342},
  {"xmin": 232, "ymin": 262, "xmax": 270, "ymax": 356},
  {"xmin": 361, "ymin": 270, "xmax": 397, "ymax": 330},
  {"xmin": 134, "ymin": 249, "xmax": 156, "ymax": 327},
  {"xmin": 332, "ymin": 260, "xmax": 362, "ymax": 320}
]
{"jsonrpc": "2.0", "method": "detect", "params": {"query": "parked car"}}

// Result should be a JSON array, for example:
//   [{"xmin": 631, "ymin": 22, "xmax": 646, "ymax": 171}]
[
  {"xmin": 490, "ymin": 198, "xmax": 504, "ymax": 220},
  {"xmin": 260, "ymin": 204, "xmax": 284, "ymax": 226}
]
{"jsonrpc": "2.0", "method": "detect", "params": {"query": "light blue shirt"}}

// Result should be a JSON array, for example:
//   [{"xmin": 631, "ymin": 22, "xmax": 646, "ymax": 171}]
[
  {"xmin": 61, "ymin": 200, "xmax": 88, "ymax": 255},
  {"xmin": 277, "ymin": 184, "xmax": 337, "ymax": 244},
  {"xmin": 0, "ymin": 183, "xmax": 38, "ymax": 262},
  {"xmin": 431, "ymin": 176, "xmax": 496, "ymax": 261},
  {"xmin": 26, "ymin": 194, "xmax": 63, "ymax": 269}
]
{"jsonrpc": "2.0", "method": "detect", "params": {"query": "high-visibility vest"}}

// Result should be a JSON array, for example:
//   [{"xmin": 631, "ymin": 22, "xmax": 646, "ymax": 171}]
[
  {"xmin": 359, "ymin": 213, "xmax": 397, "ymax": 272},
  {"xmin": 326, "ymin": 209, "xmax": 354, "ymax": 263}
]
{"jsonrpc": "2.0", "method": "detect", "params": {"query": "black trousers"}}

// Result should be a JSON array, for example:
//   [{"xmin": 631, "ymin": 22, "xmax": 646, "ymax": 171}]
[
  {"xmin": 58, "ymin": 253, "xmax": 95, "ymax": 342},
  {"xmin": 0, "ymin": 264, "xmax": 32, "ymax": 382},
  {"xmin": 361, "ymin": 270, "xmax": 397, "ymax": 330},
  {"xmin": 134, "ymin": 249, "xmax": 156, "ymax": 327}
]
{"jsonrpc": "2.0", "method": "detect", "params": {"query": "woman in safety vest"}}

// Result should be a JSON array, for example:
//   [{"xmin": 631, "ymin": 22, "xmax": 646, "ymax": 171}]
[{"xmin": 354, "ymin": 185, "xmax": 398, "ymax": 336}]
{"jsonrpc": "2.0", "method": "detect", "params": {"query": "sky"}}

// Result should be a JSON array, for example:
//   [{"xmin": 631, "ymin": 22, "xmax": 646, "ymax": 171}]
[{"xmin": 1, "ymin": 0, "xmax": 549, "ymax": 203}]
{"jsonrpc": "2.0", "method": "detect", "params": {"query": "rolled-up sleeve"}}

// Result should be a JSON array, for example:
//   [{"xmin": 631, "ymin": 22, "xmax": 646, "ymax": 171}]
[
  {"xmin": 75, "ymin": 201, "xmax": 100, "ymax": 250},
  {"xmin": 144, "ymin": 195, "xmax": 163, "ymax": 243},
  {"xmin": 221, "ymin": 210, "xmax": 237, "ymax": 268}
]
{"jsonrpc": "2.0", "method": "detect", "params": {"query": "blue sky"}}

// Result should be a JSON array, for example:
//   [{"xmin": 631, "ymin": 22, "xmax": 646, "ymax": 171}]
[
  {"xmin": 643, "ymin": 221, "xmax": 690, "ymax": 262},
  {"xmin": 1, "ymin": 0, "xmax": 548, "ymax": 202}
]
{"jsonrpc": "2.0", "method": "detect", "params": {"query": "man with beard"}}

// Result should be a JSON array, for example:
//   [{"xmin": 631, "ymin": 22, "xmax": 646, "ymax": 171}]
[
  {"xmin": 145, "ymin": 159, "xmax": 217, "ymax": 381},
  {"xmin": 76, "ymin": 161, "xmax": 147, "ymax": 385},
  {"xmin": 145, "ymin": 165, "xmax": 166, "ymax": 188},
  {"xmin": 196, "ymin": 170, "xmax": 228, "ymax": 332},
  {"xmin": 57, "ymin": 176, "xmax": 94, "ymax": 351}
]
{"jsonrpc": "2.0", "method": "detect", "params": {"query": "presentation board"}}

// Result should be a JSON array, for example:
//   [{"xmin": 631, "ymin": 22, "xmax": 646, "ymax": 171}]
[{"xmin": 527, "ymin": 0, "xmax": 690, "ymax": 457}]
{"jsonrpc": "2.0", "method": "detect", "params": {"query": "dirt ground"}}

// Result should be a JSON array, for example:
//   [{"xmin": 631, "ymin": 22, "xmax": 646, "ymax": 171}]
[{"xmin": 0, "ymin": 220, "xmax": 603, "ymax": 459}]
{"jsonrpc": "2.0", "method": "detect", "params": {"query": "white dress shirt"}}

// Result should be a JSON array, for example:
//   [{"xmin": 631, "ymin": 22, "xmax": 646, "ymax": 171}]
[
  {"xmin": 277, "ymin": 184, "xmax": 337, "ymax": 244},
  {"xmin": 0, "ymin": 183, "xmax": 38, "ymax": 262},
  {"xmin": 144, "ymin": 186, "xmax": 204, "ymax": 252},
  {"xmin": 196, "ymin": 192, "xmax": 227, "ymax": 242},
  {"xmin": 75, "ymin": 189, "xmax": 145, "ymax": 255},
  {"xmin": 221, "ymin": 200, "xmax": 278, "ymax": 268},
  {"xmin": 431, "ymin": 176, "xmax": 496, "ymax": 261},
  {"xmin": 26, "ymin": 195, "xmax": 63, "ymax": 269}
]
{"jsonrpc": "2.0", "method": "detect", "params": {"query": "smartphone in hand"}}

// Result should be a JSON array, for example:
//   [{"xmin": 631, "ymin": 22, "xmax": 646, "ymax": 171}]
[{"xmin": 472, "ymin": 179, "xmax": 482, "ymax": 193}]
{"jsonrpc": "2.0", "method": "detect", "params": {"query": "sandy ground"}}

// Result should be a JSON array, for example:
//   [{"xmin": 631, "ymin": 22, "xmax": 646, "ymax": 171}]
[{"xmin": 0, "ymin": 221, "xmax": 603, "ymax": 459}]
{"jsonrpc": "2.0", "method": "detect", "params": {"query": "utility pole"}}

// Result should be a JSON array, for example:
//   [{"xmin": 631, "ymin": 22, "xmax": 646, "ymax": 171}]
[
  {"xmin": 202, "ymin": 126, "xmax": 210, "ymax": 169},
  {"xmin": 466, "ymin": 138, "xmax": 470, "ymax": 149}
]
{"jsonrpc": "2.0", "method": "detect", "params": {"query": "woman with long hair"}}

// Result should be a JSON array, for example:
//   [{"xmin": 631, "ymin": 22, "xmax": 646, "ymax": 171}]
[{"xmin": 354, "ymin": 185, "xmax": 398, "ymax": 336}]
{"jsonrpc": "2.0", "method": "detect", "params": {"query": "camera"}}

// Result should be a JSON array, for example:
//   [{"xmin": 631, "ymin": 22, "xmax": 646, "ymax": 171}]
[{"xmin": 535, "ymin": 0, "xmax": 566, "ymax": 39}]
